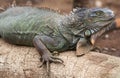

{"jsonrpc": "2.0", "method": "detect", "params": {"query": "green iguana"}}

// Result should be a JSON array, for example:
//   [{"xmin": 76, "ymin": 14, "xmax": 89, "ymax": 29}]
[{"xmin": 0, "ymin": 7, "xmax": 116, "ymax": 73}]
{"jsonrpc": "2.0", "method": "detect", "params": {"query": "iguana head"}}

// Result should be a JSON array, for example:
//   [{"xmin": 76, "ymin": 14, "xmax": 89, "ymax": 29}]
[{"xmin": 65, "ymin": 8, "xmax": 115, "ymax": 37}]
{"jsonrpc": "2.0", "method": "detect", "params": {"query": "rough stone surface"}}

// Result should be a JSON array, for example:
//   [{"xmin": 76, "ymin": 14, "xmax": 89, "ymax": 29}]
[{"xmin": 0, "ymin": 39, "xmax": 120, "ymax": 78}]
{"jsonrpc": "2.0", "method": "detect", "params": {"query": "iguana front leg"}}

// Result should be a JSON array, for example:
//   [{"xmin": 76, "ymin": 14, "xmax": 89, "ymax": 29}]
[
  {"xmin": 33, "ymin": 35, "xmax": 64, "ymax": 75},
  {"xmin": 76, "ymin": 38, "xmax": 92, "ymax": 56}
]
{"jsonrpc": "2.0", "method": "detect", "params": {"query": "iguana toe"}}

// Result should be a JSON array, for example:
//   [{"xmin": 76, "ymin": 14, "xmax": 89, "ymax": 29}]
[
  {"xmin": 90, "ymin": 46, "xmax": 102, "ymax": 53},
  {"xmin": 39, "ymin": 54, "xmax": 64, "ymax": 76}
]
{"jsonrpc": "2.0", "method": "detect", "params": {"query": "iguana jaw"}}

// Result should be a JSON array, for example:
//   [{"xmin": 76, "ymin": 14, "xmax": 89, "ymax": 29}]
[{"xmin": 90, "ymin": 21, "xmax": 115, "ymax": 45}]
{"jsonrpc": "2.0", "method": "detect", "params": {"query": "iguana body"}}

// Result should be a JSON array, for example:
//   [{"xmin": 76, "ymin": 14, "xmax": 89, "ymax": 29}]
[
  {"xmin": 0, "ymin": 7, "xmax": 63, "ymax": 47},
  {"xmin": 0, "ymin": 7, "xmax": 116, "ymax": 73}
]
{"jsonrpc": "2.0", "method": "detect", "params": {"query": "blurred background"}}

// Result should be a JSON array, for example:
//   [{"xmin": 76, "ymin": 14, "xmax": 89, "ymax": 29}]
[{"xmin": 0, "ymin": 0, "xmax": 120, "ymax": 17}]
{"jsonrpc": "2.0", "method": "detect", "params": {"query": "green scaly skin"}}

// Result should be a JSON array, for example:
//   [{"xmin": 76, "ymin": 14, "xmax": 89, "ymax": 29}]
[{"xmin": 0, "ymin": 7, "xmax": 116, "ymax": 75}]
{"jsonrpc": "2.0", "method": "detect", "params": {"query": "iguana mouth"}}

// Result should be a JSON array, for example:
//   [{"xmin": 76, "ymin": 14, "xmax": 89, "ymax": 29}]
[{"xmin": 104, "ymin": 13, "xmax": 115, "ymax": 21}]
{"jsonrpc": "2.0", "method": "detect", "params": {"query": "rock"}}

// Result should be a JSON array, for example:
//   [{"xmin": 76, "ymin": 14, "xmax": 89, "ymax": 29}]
[{"xmin": 0, "ymin": 39, "xmax": 120, "ymax": 78}]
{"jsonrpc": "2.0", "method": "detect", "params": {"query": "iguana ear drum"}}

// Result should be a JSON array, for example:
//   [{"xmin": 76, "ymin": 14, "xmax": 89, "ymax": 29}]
[
  {"xmin": 84, "ymin": 30, "xmax": 91, "ymax": 37},
  {"xmin": 84, "ymin": 29, "xmax": 97, "ymax": 37}
]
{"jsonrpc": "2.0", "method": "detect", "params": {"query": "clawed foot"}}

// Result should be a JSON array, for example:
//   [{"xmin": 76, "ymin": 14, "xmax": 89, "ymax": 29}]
[
  {"xmin": 90, "ymin": 46, "xmax": 102, "ymax": 53},
  {"xmin": 39, "ymin": 54, "xmax": 64, "ymax": 76}
]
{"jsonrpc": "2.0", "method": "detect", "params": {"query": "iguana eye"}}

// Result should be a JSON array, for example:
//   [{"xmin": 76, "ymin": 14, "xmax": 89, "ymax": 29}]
[
  {"xmin": 96, "ymin": 12, "xmax": 101, "ymax": 15},
  {"xmin": 96, "ymin": 11, "xmax": 104, "ymax": 16}
]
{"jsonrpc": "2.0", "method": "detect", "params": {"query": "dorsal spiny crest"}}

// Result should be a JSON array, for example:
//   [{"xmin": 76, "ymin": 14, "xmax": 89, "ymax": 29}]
[{"xmin": 70, "ymin": 8, "xmax": 88, "ymax": 18}]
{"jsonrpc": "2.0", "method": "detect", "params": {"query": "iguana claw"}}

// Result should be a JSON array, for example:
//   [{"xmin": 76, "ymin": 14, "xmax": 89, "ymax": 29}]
[
  {"xmin": 39, "ymin": 55, "xmax": 64, "ymax": 76},
  {"xmin": 39, "ymin": 55, "xmax": 64, "ymax": 66},
  {"xmin": 90, "ymin": 46, "xmax": 102, "ymax": 53}
]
